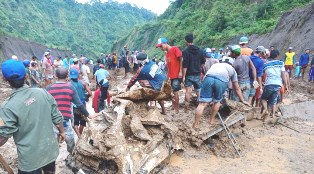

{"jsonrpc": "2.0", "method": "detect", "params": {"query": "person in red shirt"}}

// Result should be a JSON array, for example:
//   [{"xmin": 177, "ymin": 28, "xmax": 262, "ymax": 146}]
[{"xmin": 156, "ymin": 38, "xmax": 183, "ymax": 114}]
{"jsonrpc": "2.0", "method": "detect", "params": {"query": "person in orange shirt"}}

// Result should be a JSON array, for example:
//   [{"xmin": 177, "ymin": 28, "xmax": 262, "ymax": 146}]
[{"xmin": 239, "ymin": 36, "xmax": 253, "ymax": 56}]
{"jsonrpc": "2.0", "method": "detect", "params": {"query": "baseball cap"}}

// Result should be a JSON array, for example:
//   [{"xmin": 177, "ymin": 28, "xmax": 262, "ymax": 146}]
[
  {"xmin": 23, "ymin": 59, "xmax": 31, "ymax": 67},
  {"xmin": 221, "ymin": 56, "xmax": 235, "ymax": 65},
  {"xmin": 230, "ymin": 45, "xmax": 241, "ymax": 55},
  {"xmin": 239, "ymin": 37, "xmax": 249, "ymax": 44},
  {"xmin": 156, "ymin": 38, "xmax": 167, "ymax": 48},
  {"xmin": 204, "ymin": 48, "xmax": 212, "ymax": 57},
  {"xmin": 255, "ymin": 46, "xmax": 266, "ymax": 53},
  {"xmin": 73, "ymin": 58, "xmax": 79, "ymax": 62},
  {"xmin": 212, "ymin": 48, "xmax": 216, "ymax": 51},
  {"xmin": 11, "ymin": 55, "xmax": 18, "ymax": 60},
  {"xmin": 219, "ymin": 48, "xmax": 223, "ymax": 51},
  {"xmin": 44, "ymin": 52, "xmax": 50, "ymax": 56},
  {"xmin": 2, "ymin": 59, "xmax": 26, "ymax": 80},
  {"xmin": 288, "ymin": 47, "xmax": 293, "ymax": 50},
  {"xmin": 69, "ymin": 68, "xmax": 79, "ymax": 79}
]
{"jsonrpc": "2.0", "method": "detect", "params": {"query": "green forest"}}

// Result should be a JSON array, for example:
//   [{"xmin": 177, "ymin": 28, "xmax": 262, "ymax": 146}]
[
  {"xmin": 0, "ymin": 0, "xmax": 155, "ymax": 56},
  {"xmin": 113, "ymin": 0, "xmax": 314, "ymax": 57}
]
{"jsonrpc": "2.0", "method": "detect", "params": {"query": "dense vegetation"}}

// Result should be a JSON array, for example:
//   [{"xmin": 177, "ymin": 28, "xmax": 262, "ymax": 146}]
[
  {"xmin": 0, "ymin": 0, "xmax": 155, "ymax": 57},
  {"xmin": 113, "ymin": 0, "xmax": 314, "ymax": 58}
]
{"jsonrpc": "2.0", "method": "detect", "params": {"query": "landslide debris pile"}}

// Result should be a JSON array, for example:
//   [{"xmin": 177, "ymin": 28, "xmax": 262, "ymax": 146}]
[{"xmin": 70, "ymin": 82, "xmax": 252, "ymax": 173}]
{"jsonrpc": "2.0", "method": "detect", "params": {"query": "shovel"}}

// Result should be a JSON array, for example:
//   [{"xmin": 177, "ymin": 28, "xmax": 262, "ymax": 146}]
[{"xmin": 0, "ymin": 154, "xmax": 14, "ymax": 174}]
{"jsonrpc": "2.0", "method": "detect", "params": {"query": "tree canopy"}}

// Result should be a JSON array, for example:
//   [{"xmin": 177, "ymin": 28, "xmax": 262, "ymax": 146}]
[{"xmin": 0, "ymin": 0, "xmax": 155, "ymax": 57}]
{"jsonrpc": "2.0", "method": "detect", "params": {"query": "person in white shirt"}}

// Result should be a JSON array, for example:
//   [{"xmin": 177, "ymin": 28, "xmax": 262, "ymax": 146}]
[{"xmin": 81, "ymin": 59, "xmax": 91, "ymax": 84}]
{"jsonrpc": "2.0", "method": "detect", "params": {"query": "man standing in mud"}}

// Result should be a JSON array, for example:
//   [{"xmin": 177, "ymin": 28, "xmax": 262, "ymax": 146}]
[
  {"xmin": 182, "ymin": 34, "xmax": 205, "ymax": 112},
  {"xmin": 156, "ymin": 38, "xmax": 183, "ymax": 114},
  {"xmin": 261, "ymin": 50, "xmax": 289, "ymax": 121},
  {"xmin": 42, "ymin": 51, "xmax": 54, "ymax": 87},
  {"xmin": 0, "ymin": 59, "xmax": 65, "ymax": 173},
  {"xmin": 126, "ymin": 52, "xmax": 167, "ymax": 115},
  {"xmin": 47, "ymin": 67, "xmax": 94, "ymax": 155},
  {"xmin": 192, "ymin": 56, "xmax": 248, "ymax": 129},
  {"xmin": 121, "ymin": 45, "xmax": 130, "ymax": 77}
]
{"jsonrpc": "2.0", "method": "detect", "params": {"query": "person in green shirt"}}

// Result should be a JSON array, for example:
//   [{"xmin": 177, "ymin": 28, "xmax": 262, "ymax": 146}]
[{"xmin": 0, "ymin": 59, "xmax": 65, "ymax": 173}]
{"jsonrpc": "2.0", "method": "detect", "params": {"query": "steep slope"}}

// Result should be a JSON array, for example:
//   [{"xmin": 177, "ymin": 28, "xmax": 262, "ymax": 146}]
[
  {"xmin": 249, "ymin": 3, "xmax": 314, "ymax": 57},
  {"xmin": 0, "ymin": 36, "xmax": 72, "ymax": 61},
  {"xmin": 0, "ymin": 0, "xmax": 155, "ymax": 57},
  {"xmin": 113, "ymin": 0, "xmax": 313, "ymax": 57}
]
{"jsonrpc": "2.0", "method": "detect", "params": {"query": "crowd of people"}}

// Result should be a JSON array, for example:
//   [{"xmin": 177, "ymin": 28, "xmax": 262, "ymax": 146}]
[{"xmin": 0, "ymin": 34, "xmax": 313, "ymax": 173}]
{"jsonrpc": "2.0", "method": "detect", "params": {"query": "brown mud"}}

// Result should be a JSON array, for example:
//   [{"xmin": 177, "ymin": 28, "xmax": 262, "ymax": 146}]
[{"xmin": 0, "ymin": 72, "xmax": 313, "ymax": 174}]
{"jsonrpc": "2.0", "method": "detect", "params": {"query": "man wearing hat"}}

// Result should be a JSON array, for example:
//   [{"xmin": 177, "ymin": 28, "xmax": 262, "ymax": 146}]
[
  {"xmin": 239, "ymin": 36, "xmax": 253, "ymax": 56},
  {"xmin": 42, "ymin": 51, "xmax": 54, "ymax": 87},
  {"xmin": 218, "ymin": 48, "xmax": 224, "ymax": 60},
  {"xmin": 193, "ymin": 56, "xmax": 248, "ymax": 129},
  {"xmin": 202, "ymin": 48, "xmax": 219, "ymax": 76},
  {"xmin": 69, "ymin": 68, "xmax": 92, "ymax": 137},
  {"xmin": 0, "ymin": 59, "xmax": 65, "ymax": 173},
  {"xmin": 283, "ymin": 47, "xmax": 296, "ymax": 78},
  {"xmin": 248, "ymin": 46, "xmax": 265, "ymax": 106},
  {"xmin": 156, "ymin": 37, "xmax": 183, "ymax": 114},
  {"xmin": 126, "ymin": 53, "xmax": 167, "ymax": 114},
  {"xmin": 182, "ymin": 33, "xmax": 206, "ymax": 111},
  {"xmin": 230, "ymin": 45, "xmax": 257, "ymax": 102}
]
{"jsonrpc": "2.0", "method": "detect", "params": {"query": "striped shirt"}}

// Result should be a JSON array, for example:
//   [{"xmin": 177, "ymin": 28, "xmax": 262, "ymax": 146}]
[{"xmin": 47, "ymin": 82, "xmax": 82, "ymax": 118}]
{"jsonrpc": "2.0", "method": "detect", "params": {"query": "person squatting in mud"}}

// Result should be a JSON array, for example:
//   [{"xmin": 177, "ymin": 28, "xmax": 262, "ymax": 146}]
[
  {"xmin": 126, "ymin": 52, "xmax": 167, "ymax": 115},
  {"xmin": 192, "ymin": 46, "xmax": 249, "ymax": 129},
  {"xmin": 0, "ymin": 59, "xmax": 65, "ymax": 174}
]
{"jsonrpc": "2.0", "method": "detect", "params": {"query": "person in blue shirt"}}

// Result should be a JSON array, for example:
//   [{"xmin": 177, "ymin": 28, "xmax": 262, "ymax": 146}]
[
  {"xmin": 261, "ymin": 50, "xmax": 288, "ymax": 122},
  {"xmin": 248, "ymin": 46, "xmax": 265, "ymax": 107},
  {"xmin": 126, "ymin": 53, "xmax": 167, "ymax": 115},
  {"xmin": 94, "ymin": 64, "xmax": 113, "ymax": 111},
  {"xmin": 299, "ymin": 49, "xmax": 310, "ymax": 80}
]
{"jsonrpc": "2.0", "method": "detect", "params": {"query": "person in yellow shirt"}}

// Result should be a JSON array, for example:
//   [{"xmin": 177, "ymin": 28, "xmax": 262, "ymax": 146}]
[
  {"xmin": 239, "ymin": 36, "xmax": 253, "ymax": 56},
  {"xmin": 282, "ymin": 47, "xmax": 296, "ymax": 78}
]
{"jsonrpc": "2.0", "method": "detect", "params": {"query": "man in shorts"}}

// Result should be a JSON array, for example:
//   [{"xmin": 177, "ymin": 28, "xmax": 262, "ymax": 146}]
[
  {"xmin": 42, "ymin": 51, "xmax": 54, "ymax": 87},
  {"xmin": 69, "ymin": 68, "xmax": 92, "ymax": 137},
  {"xmin": 126, "ymin": 53, "xmax": 167, "ymax": 114},
  {"xmin": 230, "ymin": 45, "xmax": 257, "ymax": 102},
  {"xmin": 182, "ymin": 34, "xmax": 205, "ymax": 111},
  {"xmin": 261, "ymin": 49, "xmax": 289, "ymax": 121},
  {"xmin": 156, "ymin": 38, "xmax": 183, "ymax": 114},
  {"xmin": 283, "ymin": 47, "xmax": 296, "ymax": 78},
  {"xmin": 192, "ymin": 56, "xmax": 248, "ymax": 129},
  {"xmin": 248, "ymin": 46, "xmax": 265, "ymax": 106}
]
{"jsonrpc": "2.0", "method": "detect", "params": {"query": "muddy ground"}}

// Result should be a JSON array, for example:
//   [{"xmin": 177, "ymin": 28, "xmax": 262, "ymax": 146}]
[{"xmin": 0, "ymin": 69, "xmax": 313, "ymax": 174}]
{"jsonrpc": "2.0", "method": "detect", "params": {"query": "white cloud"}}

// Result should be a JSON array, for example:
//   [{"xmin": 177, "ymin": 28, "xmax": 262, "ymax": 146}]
[{"xmin": 76, "ymin": 0, "xmax": 170, "ymax": 15}]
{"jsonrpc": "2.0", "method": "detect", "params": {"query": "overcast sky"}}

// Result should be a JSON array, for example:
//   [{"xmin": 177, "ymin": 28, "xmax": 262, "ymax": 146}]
[{"xmin": 76, "ymin": 0, "xmax": 170, "ymax": 15}]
